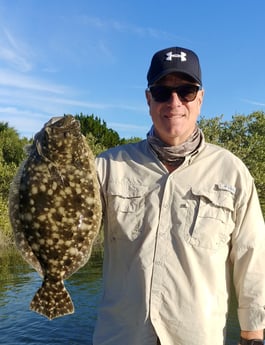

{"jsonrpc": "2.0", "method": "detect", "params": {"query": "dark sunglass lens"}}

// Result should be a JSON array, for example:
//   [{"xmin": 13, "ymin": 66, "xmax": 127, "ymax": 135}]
[
  {"xmin": 178, "ymin": 85, "xmax": 199, "ymax": 102},
  {"xmin": 150, "ymin": 86, "xmax": 172, "ymax": 102}
]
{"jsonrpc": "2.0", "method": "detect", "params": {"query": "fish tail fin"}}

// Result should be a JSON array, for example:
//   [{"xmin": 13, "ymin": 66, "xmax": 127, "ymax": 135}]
[{"xmin": 30, "ymin": 278, "xmax": 74, "ymax": 320}]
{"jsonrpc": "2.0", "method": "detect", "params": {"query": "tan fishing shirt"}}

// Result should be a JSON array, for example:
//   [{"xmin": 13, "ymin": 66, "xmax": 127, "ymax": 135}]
[{"xmin": 93, "ymin": 137, "xmax": 265, "ymax": 345}]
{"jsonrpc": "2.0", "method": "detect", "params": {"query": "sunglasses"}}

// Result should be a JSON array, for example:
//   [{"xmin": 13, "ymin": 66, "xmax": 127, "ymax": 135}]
[{"xmin": 148, "ymin": 84, "xmax": 201, "ymax": 103}]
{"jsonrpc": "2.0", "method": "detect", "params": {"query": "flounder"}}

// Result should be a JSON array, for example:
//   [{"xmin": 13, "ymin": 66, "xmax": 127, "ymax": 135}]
[{"xmin": 8, "ymin": 115, "xmax": 102, "ymax": 320}]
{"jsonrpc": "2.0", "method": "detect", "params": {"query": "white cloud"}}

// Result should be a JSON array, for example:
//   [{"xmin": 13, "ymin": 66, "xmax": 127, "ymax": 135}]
[
  {"xmin": 80, "ymin": 15, "xmax": 186, "ymax": 42},
  {"xmin": 242, "ymin": 98, "xmax": 265, "ymax": 107},
  {"xmin": 0, "ymin": 106, "xmax": 48, "ymax": 137},
  {"xmin": 0, "ymin": 26, "xmax": 33, "ymax": 72},
  {"xmin": 0, "ymin": 69, "xmax": 68, "ymax": 93}
]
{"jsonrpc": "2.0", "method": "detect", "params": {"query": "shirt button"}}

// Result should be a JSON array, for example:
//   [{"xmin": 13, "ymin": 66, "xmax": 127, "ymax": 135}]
[{"xmin": 189, "ymin": 237, "xmax": 199, "ymax": 246}]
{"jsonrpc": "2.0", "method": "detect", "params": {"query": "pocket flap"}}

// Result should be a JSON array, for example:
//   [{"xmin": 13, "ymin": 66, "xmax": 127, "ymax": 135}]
[
  {"xmin": 191, "ymin": 184, "xmax": 235, "ymax": 212},
  {"xmin": 107, "ymin": 180, "xmax": 147, "ymax": 198}
]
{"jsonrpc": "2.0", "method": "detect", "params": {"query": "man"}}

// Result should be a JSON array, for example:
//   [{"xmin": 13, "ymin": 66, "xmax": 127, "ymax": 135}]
[{"xmin": 93, "ymin": 46, "xmax": 265, "ymax": 345}]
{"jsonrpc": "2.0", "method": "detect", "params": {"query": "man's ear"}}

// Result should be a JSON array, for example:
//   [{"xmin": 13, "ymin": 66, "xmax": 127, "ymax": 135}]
[
  {"xmin": 198, "ymin": 89, "xmax": 204, "ymax": 107},
  {"xmin": 145, "ymin": 89, "xmax": 151, "ymax": 106}
]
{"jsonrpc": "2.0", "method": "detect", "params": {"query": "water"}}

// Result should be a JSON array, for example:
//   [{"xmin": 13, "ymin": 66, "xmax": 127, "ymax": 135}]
[
  {"xmin": 0, "ymin": 248, "xmax": 103, "ymax": 345},
  {"xmin": 0, "ymin": 248, "xmax": 240, "ymax": 345}
]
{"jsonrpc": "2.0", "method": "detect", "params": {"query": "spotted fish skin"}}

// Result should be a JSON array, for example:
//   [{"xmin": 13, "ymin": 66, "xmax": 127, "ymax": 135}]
[{"xmin": 8, "ymin": 115, "xmax": 102, "ymax": 320}]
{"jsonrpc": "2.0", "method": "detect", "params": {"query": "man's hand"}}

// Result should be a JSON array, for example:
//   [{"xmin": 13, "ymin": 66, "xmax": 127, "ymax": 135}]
[{"xmin": 240, "ymin": 330, "xmax": 264, "ymax": 340}]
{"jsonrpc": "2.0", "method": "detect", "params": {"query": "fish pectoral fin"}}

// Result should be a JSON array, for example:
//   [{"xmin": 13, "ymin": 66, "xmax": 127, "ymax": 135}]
[{"xmin": 30, "ymin": 277, "xmax": 74, "ymax": 320}]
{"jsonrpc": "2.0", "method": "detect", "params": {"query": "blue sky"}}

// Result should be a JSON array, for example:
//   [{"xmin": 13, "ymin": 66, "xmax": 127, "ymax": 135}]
[{"xmin": 0, "ymin": 0, "xmax": 265, "ymax": 139}]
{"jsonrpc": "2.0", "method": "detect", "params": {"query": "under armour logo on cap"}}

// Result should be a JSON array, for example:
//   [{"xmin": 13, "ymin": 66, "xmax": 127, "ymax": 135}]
[
  {"xmin": 147, "ymin": 46, "xmax": 202, "ymax": 86},
  {"xmin": 165, "ymin": 51, "xmax": 187, "ymax": 62}
]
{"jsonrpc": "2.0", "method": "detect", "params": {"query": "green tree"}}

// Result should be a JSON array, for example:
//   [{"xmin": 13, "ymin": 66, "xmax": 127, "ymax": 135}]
[
  {"xmin": 74, "ymin": 113, "xmax": 125, "ymax": 149},
  {"xmin": 0, "ymin": 122, "xmax": 29, "ymax": 246},
  {"xmin": 122, "ymin": 136, "xmax": 142, "ymax": 144},
  {"xmin": 85, "ymin": 132, "xmax": 108, "ymax": 157},
  {"xmin": 0, "ymin": 193, "xmax": 12, "ymax": 246},
  {"xmin": 0, "ymin": 123, "xmax": 28, "ymax": 200},
  {"xmin": 197, "ymin": 115, "xmax": 225, "ymax": 146},
  {"xmin": 0, "ymin": 122, "xmax": 27, "ymax": 165}
]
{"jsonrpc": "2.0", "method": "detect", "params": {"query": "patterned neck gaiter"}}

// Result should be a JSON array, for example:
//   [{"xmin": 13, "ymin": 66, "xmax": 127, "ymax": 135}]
[{"xmin": 147, "ymin": 125, "xmax": 202, "ymax": 168}]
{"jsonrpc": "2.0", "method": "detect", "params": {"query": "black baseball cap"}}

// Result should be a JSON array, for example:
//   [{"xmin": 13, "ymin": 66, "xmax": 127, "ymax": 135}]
[{"xmin": 147, "ymin": 46, "xmax": 202, "ymax": 86}]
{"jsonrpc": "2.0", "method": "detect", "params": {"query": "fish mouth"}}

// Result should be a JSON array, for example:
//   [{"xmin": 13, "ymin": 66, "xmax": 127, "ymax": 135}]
[
  {"xmin": 33, "ymin": 114, "xmax": 81, "ymax": 156},
  {"xmin": 43, "ymin": 115, "xmax": 81, "ymax": 137},
  {"xmin": 46, "ymin": 116, "xmax": 65, "ymax": 125},
  {"xmin": 45, "ymin": 115, "xmax": 78, "ymax": 129}
]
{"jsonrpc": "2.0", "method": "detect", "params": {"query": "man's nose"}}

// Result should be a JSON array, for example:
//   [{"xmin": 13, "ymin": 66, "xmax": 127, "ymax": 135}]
[{"xmin": 168, "ymin": 91, "xmax": 183, "ymax": 105}]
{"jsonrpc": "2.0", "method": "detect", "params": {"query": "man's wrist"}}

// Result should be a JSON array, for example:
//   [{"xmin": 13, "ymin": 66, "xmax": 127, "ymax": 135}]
[{"xmin": 239, "ymin": 337, "xmax": 265, "ymax": 345}]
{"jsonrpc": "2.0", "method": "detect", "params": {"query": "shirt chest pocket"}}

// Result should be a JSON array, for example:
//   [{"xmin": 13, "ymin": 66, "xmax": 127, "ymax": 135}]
[
  {"xmin": 107, "ymin": 182, "xmax": 147, "ymax": 241},
  {"xmin": 184, "ymin": 185, "xmax": 235, "ymax": 249}
]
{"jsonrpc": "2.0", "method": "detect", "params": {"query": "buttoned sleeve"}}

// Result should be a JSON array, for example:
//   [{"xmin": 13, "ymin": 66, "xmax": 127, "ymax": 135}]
[{"xmin": 230, "ymin": 178, "xmax": 265, "ymax": 331}]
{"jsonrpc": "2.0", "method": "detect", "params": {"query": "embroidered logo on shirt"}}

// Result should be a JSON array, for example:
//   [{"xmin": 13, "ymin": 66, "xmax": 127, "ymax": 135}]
[
  {"xmin": 217, "ymin": 183, "xmax": 236, "ymax": 194},
  {"xmin": 165, "ymin": 51, "xmax": 187, "ymax": 62}
]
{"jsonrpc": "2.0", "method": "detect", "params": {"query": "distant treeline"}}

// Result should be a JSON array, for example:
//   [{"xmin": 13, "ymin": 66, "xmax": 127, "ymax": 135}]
[{"xmin": 0, "ymin": 111, "xmax": 264, "ymax": 247}]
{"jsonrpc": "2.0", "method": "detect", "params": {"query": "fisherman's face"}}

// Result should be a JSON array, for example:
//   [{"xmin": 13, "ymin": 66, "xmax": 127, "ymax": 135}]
[{"xmin": 145, "ymin": 73, "xmax": 204, "ymax": 146}]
